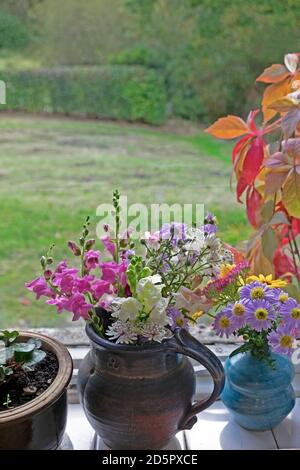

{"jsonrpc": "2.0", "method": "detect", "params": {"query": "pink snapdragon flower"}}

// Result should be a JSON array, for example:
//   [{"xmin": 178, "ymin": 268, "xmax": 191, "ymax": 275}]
[
  {"xmin": 25, "ymin": 277, "xmax": 55, "ymax": 300},
  {"xmin": 52, "ymin": 265, "xmax": 78, "ymax": 295},
  {"xmin": 75, "ymin": 275, "xmax": 94, "ymax": 293},
  {"xmin": 67, "ymin": 293, "xmax": 93, "ymax": 321},
  {"xmin": 92, "ymin": 280, "xmax": 111, "ymax": 301},
  {"xmin": 100, "ymin": 260, "xmax": 128, "ymax": 287},
  {"xmin": 101, "ymin": 235, "xmax": 116, "ymax": 257},
  {"xmin": 48, "ymin": 293, "xmax": 93, "ymax": 321},
  {"xmin": 47, "ymin": 296, "xmax": 69, "ymax": 313},
  {"xmin": 84, "ymin": 250, "xmax": 101, "ymax": 272}
]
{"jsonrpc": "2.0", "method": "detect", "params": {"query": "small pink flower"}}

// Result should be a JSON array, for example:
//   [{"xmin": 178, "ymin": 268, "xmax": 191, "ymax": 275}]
[
  {"xmin": 47, "ymin": 296, "xmax": 69, "ymax": 313},
  {"xmin": 101, "ymin": 235, "xmax": 116, "ymax": 257},
  {"xmin": 144, "ymin": 231, "xmax": 161, "ymax": 250},
  {"xmin": 67, "ymin": 293, "xmax": 93, "ymax": 321},
  {"xmin": 92, "ymin": 280, "xmax": 111, "ymax": 301},
  {"xmin": 99, "ymin": 294, "xmax": 115, "ymax": 310},
  {"xmin": 49, "ymin": 293, "xmax": 93, "ymax": 321},
  {"xmin": 75, "ymin": 275, "xmax": 94, "ymax": 293},
  {"xmin": 52, "ymin": 265, "xmax": 78, "ymax": 294},
  {"xmin": 60, "ymin": 274, "xmax": 76, "ymax": 295},
  {"xmin": 26, "ymin": 277, "xmax": 55, "ymax": 300},
  {"xmin": 84, "ymin": 250, "xmax": 101, "ymax": 272},
  {"xmin": 54, "ymin": 260, "xmax": 68, "ymax": 273},
  {"xmin": 100, "ymin": 261, "xmax": 127, "ymax": 286}
]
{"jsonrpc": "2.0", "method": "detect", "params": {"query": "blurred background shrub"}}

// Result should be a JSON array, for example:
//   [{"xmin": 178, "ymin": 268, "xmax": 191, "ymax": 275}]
[
  {"xmin": 0, "ymin": 0, "xmax": 299, "ymax": 122},
  {"xmin": 3, "ymin": 66, "xmax": 166, "ymax": 124}
]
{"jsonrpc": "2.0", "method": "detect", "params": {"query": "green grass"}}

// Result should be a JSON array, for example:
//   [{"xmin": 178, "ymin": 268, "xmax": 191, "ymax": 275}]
[{"xmin": 0, "ymin": 114, "xmax": 251, "ymax": 327}]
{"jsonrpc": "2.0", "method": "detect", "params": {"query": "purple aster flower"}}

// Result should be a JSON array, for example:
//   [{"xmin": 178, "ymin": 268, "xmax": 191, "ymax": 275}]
[
  {"xmin": 240, "ymin": 281, "xmax": 275, "ymax": 302},
  {"xmin": 280, "ymin": 298, "xmax": 300, "ymax": 327},
  {"xmin": 202, "ymin": 224, "xmax": 218, "ymax": 235},
  {"xmin": 273, "ymin": 289, "xmax": 290, "ymax": 307},
  {"xmin": 167, "ymin": 307, "xmax": 189, "ymax": 331},
  {"xmin": 160, "ymin": 222, "xmax": 187, "ymax": 245},
  {"xmin": 228, "ymin": 299, "xmax": 248, "ymax": 329},
  {"xmin": 268, "ymin": 324, "xmax": 296, "ymax": 357},
  {"xmin": 245, "ymin": 299, "xmax": 275, "ymax": 331},
  {"xmin": 204, "ymin": 212, "xmax": 216, "ymax": 224},
  {"xmin": 123, "ymin": 249, "xmax": 135, "ymax": 262},
  {"xmin": 213, "ymin": 310, "xmax": 235, "ymax": 338}
]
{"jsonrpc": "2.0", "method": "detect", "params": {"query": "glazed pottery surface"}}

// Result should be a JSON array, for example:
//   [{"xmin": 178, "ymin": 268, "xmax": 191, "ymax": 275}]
[
  {"xmin": 0, "ymin": 331, "xmax": 73, "ymax": 450},
  {"xmin": 221, "ymin": 350, "xmax": 295, "ymax": 431},
  {"xmin": 78, "ymin": 325, "xmax": 225, "ymax": 450}
]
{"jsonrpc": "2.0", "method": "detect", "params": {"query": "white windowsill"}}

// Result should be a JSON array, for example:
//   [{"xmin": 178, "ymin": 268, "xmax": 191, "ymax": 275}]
[{"xmin": 63, "ymin": 399, "xmax": 300, "ymax": 450}]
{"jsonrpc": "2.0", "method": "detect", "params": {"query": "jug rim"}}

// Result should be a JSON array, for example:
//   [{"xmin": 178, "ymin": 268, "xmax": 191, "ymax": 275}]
[{"xmin": 86, "ymin": 323, "xmax": 174, "ymax": 352}]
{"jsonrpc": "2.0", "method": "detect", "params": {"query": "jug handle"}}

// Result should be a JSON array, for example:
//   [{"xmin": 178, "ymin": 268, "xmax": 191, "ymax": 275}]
[{"xmin": 167, "ymin": 328, "xmax": 225, "ymax": 430}]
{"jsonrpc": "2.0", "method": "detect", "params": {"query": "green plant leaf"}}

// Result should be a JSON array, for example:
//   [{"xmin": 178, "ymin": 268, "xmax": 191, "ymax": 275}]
[
  {"xmin": 282, "ymin": 171, "xmax": 300, "ymax": 218},
  {"xmin": 262, "ymin": 227, "xmax": 278, "ymax": 262},
  {"xmin": 0, "ymin": 330, "xmax": 19, "ymax": 347},
  {"xmin": 0, "ymin": 346, "xmax": 14, "ymax": 365},
  {"xmin": 28, "ymin": 338, "xmax": 42, "ymax": 349},
  {"xmin": 0, "ymin": 365, "xmax": 13, "ymax": 383},
  {"xmin": 229, "ymin": 343, "xmax": 251, "ymax": 357},
  {"xmin": 13, "ymin": 342, "xmax": 35, "ymax": 363},
  {"xmin": 22, "ymin": 350, "xmax": 46, "ymax": 371}
]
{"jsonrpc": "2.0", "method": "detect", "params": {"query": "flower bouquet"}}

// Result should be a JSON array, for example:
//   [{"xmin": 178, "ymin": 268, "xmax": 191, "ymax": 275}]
[
  {"xmin": 203, "ymin": 264, "xmax": 300, "ymax": 430},
  {"xmin": 26, "ymin": 191, "xmax": 234, "ymax": 345},
  {"xmin": 25, "ymin": 191, "xmax": 231, "ymax": 449}
]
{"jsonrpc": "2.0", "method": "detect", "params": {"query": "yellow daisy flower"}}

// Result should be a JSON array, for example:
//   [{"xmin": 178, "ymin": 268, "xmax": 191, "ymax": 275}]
[
  {"xmin": 190, "ymin": 311, "xmax": 204, "ymax": 322},
  {"xmin": 219, "ymin": 264, "xmax": 236, "ymax": 278},
  {"xmin": 246, "ymin": 274, "xmax": 287, "ymax": 288}
]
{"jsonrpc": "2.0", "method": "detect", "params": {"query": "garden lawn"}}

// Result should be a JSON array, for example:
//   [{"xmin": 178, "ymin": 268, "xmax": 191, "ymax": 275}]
[{"xmin": 0, "ymin": 114, "xmax": 250, "ymax": 328}]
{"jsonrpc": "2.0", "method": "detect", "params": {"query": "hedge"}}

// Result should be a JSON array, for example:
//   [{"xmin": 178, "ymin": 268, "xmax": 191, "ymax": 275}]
[{"xmin": 2, "ymin": 66, "xmax": 167, "ymax": 124}]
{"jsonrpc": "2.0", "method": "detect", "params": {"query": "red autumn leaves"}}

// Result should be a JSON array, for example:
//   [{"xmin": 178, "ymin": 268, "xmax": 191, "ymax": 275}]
[
  {"xmin": 205, "ymin": 53, "xmax": 300, "ymax": 286},
  {"xmin": 206, "ymin": 109, "xmax": 267, "ymax": 227}
]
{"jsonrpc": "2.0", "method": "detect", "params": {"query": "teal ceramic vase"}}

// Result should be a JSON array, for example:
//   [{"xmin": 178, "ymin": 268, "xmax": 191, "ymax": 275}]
[{"xmin": 221, "ymin": 350, "xmax": 295, "ymax": 431}]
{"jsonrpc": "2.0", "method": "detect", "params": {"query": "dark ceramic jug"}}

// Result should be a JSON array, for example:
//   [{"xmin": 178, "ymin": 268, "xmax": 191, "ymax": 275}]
[{"xmin": 78, "ymin": 325, "xmax": 224, "ymax": 450}]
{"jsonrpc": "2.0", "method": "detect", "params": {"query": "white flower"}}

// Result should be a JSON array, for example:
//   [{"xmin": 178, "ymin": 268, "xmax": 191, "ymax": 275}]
[
  {"xmin": 185, "ymin": 228, "xmax": 205, "ymax": 252},
  {"xmin": 150, "ymin": 297, "xmax": 170, "ymax": 326},
  {"xmin": 106, "ymin": 319, "xmax": 172, "ymax": 344},
  {"xmin": 106, "ymin": 320, "xmax": 138, "ymax": 344},
  {"xmin": 139, "ymin": 322, "xmax": 172, "ymax": 343},
  {"xmin": 111, "ymin": 297, "xmax": 141, "ymax": 321},
  {"xmin": 204, "ymin": 233, "xmax": 221, "ymax": 254},
  {"xmin": 136, "ymin": 275, "xmax": 164, "ymax": 312}
]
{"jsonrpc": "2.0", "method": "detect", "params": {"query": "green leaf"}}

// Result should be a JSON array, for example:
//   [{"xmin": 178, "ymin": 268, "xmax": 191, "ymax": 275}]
[
  {"xmin": 261, "ymin": 200, "xmax": 275, "ymax": 223},
  {"xmin": 229, "ymin": 343, "xmax": 251, "ymax": 358},
  {"xmin": 0, "ymin": 346, "xmax": 14, "ymax": 365},
  {"xmin": 0, "ymin": 365, "xmax": 13, "ymax": 383},
  {"xmin": 13, "ymin": 342, "xmax": 35, "ymax": 363},
  {"xmin": 0, "ymin": 330, "xmax": 19, "ymax": 347},
  {"xmin": 262, "ymin": 227, "xmax": 278, "ymax": 262},
  {"xmin": 28, "ymin": 338, "xmax": 42, "ymax": 349},
  {"xmin": 282, "ymin": 171, "xmax": 300, "ymax": 218},
  {"xmin": 22, "ymin": 350, "xmax": 46, "ymax": 371}
]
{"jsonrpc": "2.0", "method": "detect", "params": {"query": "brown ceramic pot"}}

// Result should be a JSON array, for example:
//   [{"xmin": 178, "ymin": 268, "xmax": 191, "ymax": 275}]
[
  {"xmin": 78, "ymin": 325, "xmax": 224, "ymax": 450},
  {"xmin": 0, "ymin": 331, "xmax": 73, "ymax": 450}
]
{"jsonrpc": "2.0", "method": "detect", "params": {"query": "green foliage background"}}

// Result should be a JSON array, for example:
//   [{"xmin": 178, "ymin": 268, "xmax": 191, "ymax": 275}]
[
  {"xmin": 3, "ymin": 66, "xmax": 166, "ymax": 124},
  {"xmin": 0, "ymin": 0, "xmax": 299, "ymax": 122}
]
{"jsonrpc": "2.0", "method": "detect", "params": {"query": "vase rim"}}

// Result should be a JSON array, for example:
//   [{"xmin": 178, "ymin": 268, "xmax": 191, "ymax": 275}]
[{"xmin": 85, "ymin": 323, "xmax": 173, "ymax": 352}]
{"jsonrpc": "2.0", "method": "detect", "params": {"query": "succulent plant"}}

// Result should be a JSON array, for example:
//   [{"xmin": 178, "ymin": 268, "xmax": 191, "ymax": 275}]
[{"xmin": 0, "ymin": 330, "xmax": 46, "ymax": 377}]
